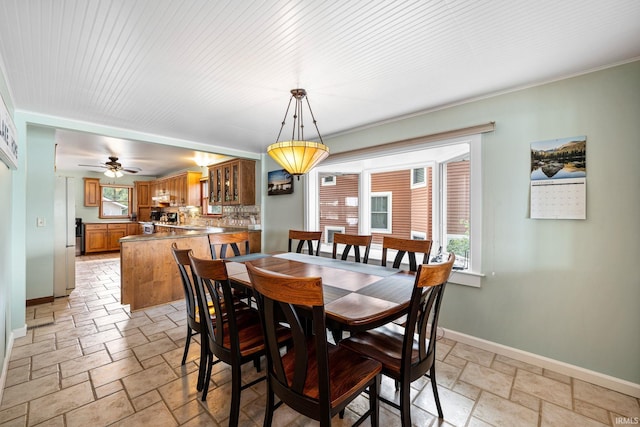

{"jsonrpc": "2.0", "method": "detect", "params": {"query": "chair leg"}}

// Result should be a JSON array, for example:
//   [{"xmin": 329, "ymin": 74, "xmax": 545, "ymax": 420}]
[
  {"xmin": 181, "ymin": 326, "xmax": 192, "ymax": 365},
  {"xmin": 400, "ymin": 381, "xmax": 411, "ymax": 427},
  {"xmin": 429, "ymin": 365, "xmax": 444, "ymax": 419},
  {"xmin": 201, "ymin": 357, "xmax": 213, "ymax": 401},
  {"xmin": 264, "ymin": 382, "xmax": 275, "ymax": 427},
  {"xmin": 196, "ymin": 340, "xmax": 207, "ymax": 392},
  {"xmin": 229, "ymin": 364, "xmax": 242, "ymax": 427},
  {"xmin": 370, "ymin": 375, "xmax": 380, "ymax": 427},
  {"xmin": 330, "ymin": 328, "xmax": 343, "ymax": 343}
]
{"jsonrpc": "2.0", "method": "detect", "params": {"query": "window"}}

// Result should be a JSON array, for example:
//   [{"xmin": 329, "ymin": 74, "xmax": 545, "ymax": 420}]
[
  {"xmin": 306, "ymin": 134, "xmax": 483, "ymax": 287},
  {"xmin": 321, "ymin": 175, "xmax": 336, "ymax": 186},
  {"xmin": 100, "ymin": 185, "xmax": 132, "ymax": 218},
  {"xmin": 411, "ymin": 230, "xmax": 427, "ymax": 240},
  {"xmin": 324, "ymin": 226, "xmax": 345, "ymax": 244},
  {"xmin": 370, "ymin": 192, "xmax": 392, "ymax": 233},
  {"xmin": 411, "ymin": 167, "xmax": 426, "ymax": 188}
]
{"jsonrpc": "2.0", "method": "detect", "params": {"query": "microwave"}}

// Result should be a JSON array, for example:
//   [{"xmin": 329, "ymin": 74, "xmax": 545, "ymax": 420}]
[{"xmin": 150, "ymin": 211, "xmax": 162, "ymax": 221}]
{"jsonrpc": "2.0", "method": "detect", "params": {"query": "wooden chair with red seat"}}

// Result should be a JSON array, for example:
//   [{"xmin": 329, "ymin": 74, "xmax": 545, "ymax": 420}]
[
  {"xmin": 246, "ymin": 263, "xmax": 382, "ymax": 427},
  {"xmin": 331, "ymin": 233, "xmax": 372, "ymax": 263},
  {"xmin": 288, "ymin": 229, "xmax": 322, "ymax": 256},
  {"xmin": 340, "ymin": 254, "xmax": 455, "ymax": 427},
  {"xmin": 188, "ymin": 253, "xmax": 292, "ymax": 426},
  {"xmin": 381, "ymin": 236, "xmax": 433, "ymax": 272}
]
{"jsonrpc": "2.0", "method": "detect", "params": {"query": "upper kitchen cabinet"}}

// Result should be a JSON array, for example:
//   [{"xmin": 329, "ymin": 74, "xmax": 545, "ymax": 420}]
[
  {"xmin": 151, "ymin": 171, "xmax": 202, "ymax": 207},
  {"xmin": 208, "ymin": 159, "xmax": 255, "ymax": 206},
  {"xmin": 134, "ymin": 181, "xmax": 151, "ymax": 221},
  {"xmin": 83, "ymin": 178, "xmax": 100, "ymax": 207}
]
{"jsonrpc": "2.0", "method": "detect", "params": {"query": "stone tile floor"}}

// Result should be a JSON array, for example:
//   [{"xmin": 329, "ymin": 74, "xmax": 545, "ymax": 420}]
[{"xmin": 1, "ymin": 253, "xmax": 638, "ymax": 426}]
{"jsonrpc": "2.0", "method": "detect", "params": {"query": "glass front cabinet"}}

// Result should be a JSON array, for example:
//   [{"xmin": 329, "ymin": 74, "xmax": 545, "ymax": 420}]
[{"xmin": 208, "ymin": 159, "xmax": 255, "ymax": 206}]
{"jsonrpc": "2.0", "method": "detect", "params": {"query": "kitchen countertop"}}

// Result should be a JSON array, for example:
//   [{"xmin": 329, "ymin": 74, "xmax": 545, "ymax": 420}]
[{"xmin": 120, "ymin": 225, "xmax": 260, "ymax": 242}]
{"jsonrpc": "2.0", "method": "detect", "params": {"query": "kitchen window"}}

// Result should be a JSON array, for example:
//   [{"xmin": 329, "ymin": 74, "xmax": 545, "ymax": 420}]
[
  {"xmin": 305, "ymin": 133, "xmax": 483, "ymax": 287},
  {"xmin": 99, "ymin": 185, "xmax": 132, "ymax": 219}
]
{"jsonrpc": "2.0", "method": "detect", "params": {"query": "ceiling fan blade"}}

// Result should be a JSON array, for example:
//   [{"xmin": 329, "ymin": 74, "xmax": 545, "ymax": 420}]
[
  {"xmin": 78, "ymin": 164, "xmax": 107, "ymax": 168},
  {"xmin": 122, "ymin": 168, "xmax": 140, "ymax": 173}
]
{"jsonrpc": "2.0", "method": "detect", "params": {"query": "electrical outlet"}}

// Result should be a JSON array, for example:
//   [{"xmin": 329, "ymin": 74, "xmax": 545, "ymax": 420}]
[{"xmin": 37, "ymin": 217, "xmax": 45, "ymax": 227}]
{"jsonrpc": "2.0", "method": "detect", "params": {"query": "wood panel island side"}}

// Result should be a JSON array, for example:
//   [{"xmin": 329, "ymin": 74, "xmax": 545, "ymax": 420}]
[{"xmin": 120, "ymin": 228, "xmax": 261, "ymax": 311}]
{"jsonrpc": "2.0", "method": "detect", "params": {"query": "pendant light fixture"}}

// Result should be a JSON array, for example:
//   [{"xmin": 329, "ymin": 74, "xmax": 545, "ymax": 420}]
[{"xmin": 267, "ymin": 88, "xmax": 329, "ymax": 178}]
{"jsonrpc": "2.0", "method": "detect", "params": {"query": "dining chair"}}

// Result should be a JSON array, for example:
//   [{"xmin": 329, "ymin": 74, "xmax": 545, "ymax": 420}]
[
  {"xmin": 208, "ymin": 231, "xmax": 255, "ymax": 303},
  {"xmin": 188, "ymin": 253, "xmax": 292, "ymax": 426},
  {"xmin": 208, "ymin": 231, "xmax": 250, "ymax": 259},
  {"xmin": 246, "ymin": 263, "xmax": 382, "ymax": 427},
  {"xmin": 381, "ymin": 236, "xmax": 433, "ymax": 271},
  {"xmin": 340, "ymin": 253, "xmax": 455, "ymax": 426},
  {"xmin": 169, "ymin": 243, "xmax": 211, "ymax": 392},
  {"xmin": 288, "ymin": 229, "xmax": 322, "ymax": 256},
  {"xmin": 331, "ymin": 233, "xmax": 372, "ymax": 263}
]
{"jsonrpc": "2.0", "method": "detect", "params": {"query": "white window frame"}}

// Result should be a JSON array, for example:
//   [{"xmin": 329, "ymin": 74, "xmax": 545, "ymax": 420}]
[
  {"xmin": 411, "ymin": 167, "xmax": 427, "ymax": 188},
  {"xmin": 306, "ymin": 134, "xmax": 483, "ymax": 287},
  {"xmin": 323, "ymin": 226, "xmax": 345, "ymax": 244},
  {"xmin": 321, "ymin": 175, "xmax": 336, "ymax": 186},
  {"xmin": 411, "ymin": 230, "xmax": 427, "ymax": 240},
  {"xmin": 370, "ymin": 192, "xmax": 392, "ymax": 233}
]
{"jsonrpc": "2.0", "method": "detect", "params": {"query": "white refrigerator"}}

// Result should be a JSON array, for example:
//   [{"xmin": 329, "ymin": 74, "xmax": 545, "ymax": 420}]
[{"xmin": 54, "ymin": 176, "xmax": 76, "ymax": 297}]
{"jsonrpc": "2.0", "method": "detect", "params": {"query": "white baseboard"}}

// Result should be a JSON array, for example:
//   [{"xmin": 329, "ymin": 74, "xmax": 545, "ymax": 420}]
[
  {"xmin": 443, "ymin": 328, "xmax": 640, "ymax": 399},
  {"xmin": 13, "ymin": 324, "xmax": 27, "ymax": 339},
  {"xmin": 0, "ymin": 331, "xmax": 15, "ymax": 406}
]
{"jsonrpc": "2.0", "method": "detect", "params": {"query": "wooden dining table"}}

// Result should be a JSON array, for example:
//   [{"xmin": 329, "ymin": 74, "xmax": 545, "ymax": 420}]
[{"xmin": 225, "ymin": 252, "xmax": 416, "ymax": 332}]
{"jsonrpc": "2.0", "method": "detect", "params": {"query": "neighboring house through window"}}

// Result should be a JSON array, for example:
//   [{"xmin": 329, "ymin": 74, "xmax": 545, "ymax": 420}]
[
  {"xmin": 100, "ymin": 185, "xmax": 132, "ymax": 219},
  {"xmin": 305, "ymin": 133, "xmax": 482, "ymax": 287}
]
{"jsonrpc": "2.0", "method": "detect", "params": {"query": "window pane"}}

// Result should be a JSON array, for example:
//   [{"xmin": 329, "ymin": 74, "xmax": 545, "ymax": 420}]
[
  {"xmin": 371, "ymin": 212, "xmax": 387, "ymax": 229},
  {"xmin": 371, "ymin": 196, "xmax": 387, "ymax": 212},
  {"xmin": 412, "ymin": 167, "xmax": 425, "ymax": 185},
  {"xmin": 101, "ymin": 186, "xmax": 130, "ymax": 217},
  {"xmin": 444, "ymin": 160, "xmax": 470, "ymax": 267},
  {"xmin": 319, "ymin": 174, "xmax": 360, "ymax": 235}
]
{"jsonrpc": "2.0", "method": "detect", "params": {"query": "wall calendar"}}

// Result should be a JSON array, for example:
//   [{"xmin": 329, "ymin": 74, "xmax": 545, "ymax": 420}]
[{"xmin": 530, "ymin": 136, "xmax": 586, "ymax": 220}]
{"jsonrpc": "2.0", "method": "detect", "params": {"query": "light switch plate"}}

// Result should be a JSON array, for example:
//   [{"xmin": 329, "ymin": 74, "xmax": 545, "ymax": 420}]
[{"xmin": 37, "ymin": 217, "xmax": 45, "ymax": 227}]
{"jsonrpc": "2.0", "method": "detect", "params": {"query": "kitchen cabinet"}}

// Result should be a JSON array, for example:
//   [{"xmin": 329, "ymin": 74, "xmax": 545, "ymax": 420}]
[
  {"xmin": 85, "ymin": 224, "xmax": 108, "ymax": 253},
  {"xmin": 208, "ymin": 159, "xmax": 255, "ymax": 206},
  {"xmin": 85, "ymin": 222, "xmax": 135, "ymax": 253},
  {"xmin": 107, "ymin": 224, "xmax": 127, "ymax": 250},
  {"xmin": 151, "ymin": 171, "xmax": 201, "ymax": 207},
  {"xmin": 134, "ymin": 181, "xmax": 151, "ymax": 221},
  {"xmin": 83, "ymin": 178, "xmax": 100, "ymax": 207},
  {"xmin": 127, "ymin": 223, "xmax": 140, "ymax": 236}
]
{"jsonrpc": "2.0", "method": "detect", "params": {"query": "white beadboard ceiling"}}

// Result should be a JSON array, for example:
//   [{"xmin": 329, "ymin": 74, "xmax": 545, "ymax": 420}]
[{"xmin": 0, "ymin": 0, "xmax": 639, "ymax": 176}]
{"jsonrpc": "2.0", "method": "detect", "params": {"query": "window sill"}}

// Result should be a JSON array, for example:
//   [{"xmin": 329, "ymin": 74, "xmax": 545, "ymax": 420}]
[{"xmin": 449, "ymin": 270, "xmax": 483, "ymax": 287}]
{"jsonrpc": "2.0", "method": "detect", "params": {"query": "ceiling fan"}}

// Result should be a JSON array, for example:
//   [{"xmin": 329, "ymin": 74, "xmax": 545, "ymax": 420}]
[{"xmin": 79, "ymin": 156, "xmax": 142, "ymax": 177}]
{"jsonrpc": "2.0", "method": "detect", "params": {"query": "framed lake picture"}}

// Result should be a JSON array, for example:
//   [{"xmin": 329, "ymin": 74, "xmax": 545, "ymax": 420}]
[{"xmin": 268, "ymin": 169, "xmax": 294, "ymax": 195}]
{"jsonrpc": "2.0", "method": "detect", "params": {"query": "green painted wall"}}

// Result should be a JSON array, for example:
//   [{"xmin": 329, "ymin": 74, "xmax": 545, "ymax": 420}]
[
  {"xmin": 263, "ymin": 61, "xmax": 640, "ymax": 383},
  {"xmin": 24, "ymin": 126, "xmax": 57, "ymax": 299},
  {"xmin": 0, "ymin": 65, "xmax": 13, "ymax": 378}
]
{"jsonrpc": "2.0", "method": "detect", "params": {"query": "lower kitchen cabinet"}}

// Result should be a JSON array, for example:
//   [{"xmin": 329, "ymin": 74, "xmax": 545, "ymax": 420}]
[
  {"xmin": 85, "ymin": 222, "xmax": 138, "ymax": 253},
  {"xmin": 85, "ymin": 224, "xmax": 108, "ymax": 253},
  {"xmin": 107, "ymin": 224, "xmax": 127, "ymax": 250}
]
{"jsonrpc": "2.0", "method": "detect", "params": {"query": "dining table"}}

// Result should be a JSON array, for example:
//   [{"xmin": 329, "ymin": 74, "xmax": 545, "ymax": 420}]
[{"xmin": 225, "ymin": 252, "xmax": 416, "ymax": 332}]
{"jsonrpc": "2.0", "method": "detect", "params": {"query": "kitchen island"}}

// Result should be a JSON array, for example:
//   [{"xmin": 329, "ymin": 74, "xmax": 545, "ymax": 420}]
[{"xmin": 120, "ymin": 227, "xmax": 261, "ymax": 311}]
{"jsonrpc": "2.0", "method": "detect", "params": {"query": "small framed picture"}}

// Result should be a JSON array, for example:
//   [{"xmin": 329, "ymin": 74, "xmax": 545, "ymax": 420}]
[{"xmin": 268, "ymin": 169, "xmax": 294, "ymax": 195}]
